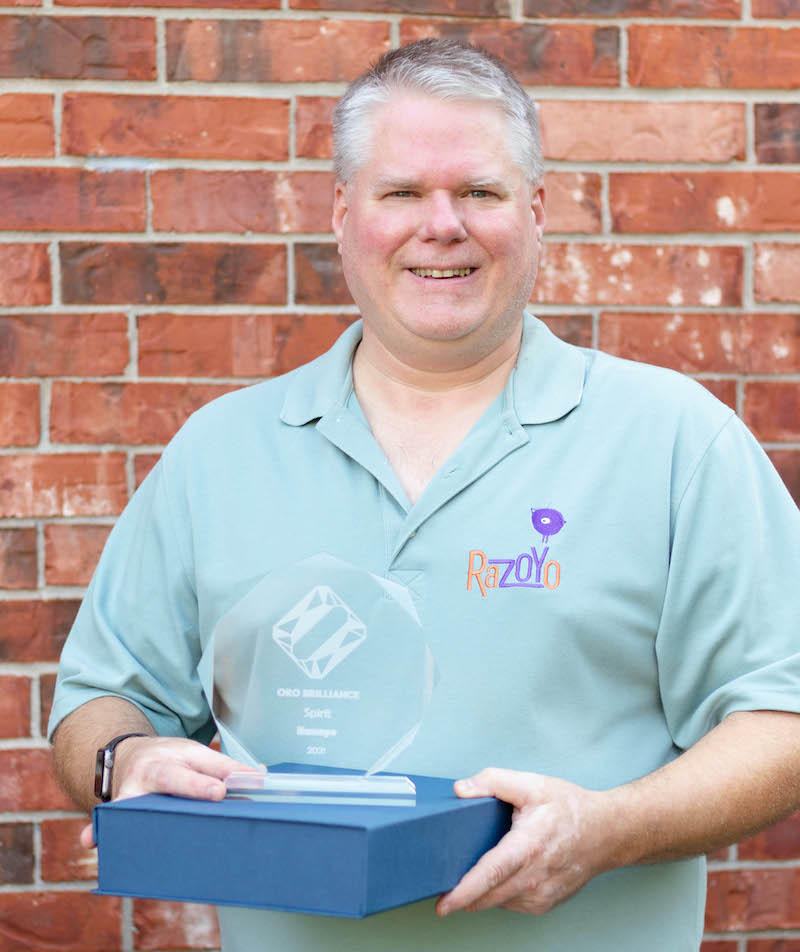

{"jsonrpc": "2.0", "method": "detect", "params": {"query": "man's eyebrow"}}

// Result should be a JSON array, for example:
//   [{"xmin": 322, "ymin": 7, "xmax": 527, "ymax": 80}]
[
  {"xmin": 371, "ymin": 177, "xmax": 419, "ymax": 191},
  {"xmin": 370, "ymin": 177, "xmax": 509, "ymax": 191}
]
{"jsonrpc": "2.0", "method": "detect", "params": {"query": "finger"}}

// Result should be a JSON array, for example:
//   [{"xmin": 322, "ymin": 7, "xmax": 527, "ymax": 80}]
[
  {"xmin": 117, "ymin": 760, "xmax": 229, "ymax": 802},
  {"xmin": 79, "ymin": 822, "xmax": 96, "ymax": 849},
  {"xmin": 453, "ymin": 767, "xmax": 545, "ymax": 807},
  {"xmin": 458, "ymin": 864, "xmax": 537, "ymax": 914},
  {"xmin": 436, "ymin": 833, "xmax": 527, "ymax": 916},
  {"xmin": 170, "ymin": 743, "xmax": 263, "ymax": 780}
]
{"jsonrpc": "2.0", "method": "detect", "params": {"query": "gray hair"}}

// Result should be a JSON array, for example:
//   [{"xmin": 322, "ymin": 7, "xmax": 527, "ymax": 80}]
[{"xmin": 332, "ymin": 39, "xmax": 544, "ymax": 185}]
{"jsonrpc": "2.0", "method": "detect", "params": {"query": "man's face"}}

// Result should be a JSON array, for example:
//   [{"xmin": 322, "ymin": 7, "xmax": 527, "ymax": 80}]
[{"xmin": 332, "ymin": 94, "xmax": 546, "ymax": 368}]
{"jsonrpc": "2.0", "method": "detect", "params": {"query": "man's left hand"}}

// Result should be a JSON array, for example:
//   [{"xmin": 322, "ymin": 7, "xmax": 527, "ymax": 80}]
[{"xmin": 435, "ymin": 767, "xmax": 615, "ymax": 917}]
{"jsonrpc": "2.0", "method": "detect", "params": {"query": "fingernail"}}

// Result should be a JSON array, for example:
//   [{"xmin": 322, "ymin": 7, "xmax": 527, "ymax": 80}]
[{"xmin": 454, "ymin": 778, "xmax": 474, "ymax": 793}]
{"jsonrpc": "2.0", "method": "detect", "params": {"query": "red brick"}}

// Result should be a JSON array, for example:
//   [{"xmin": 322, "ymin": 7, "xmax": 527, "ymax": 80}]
[
  {"xmin": 0, "ymin": 676, "xmax": 31, "ymax": 737},
  {"xmin": 0, "ymin": 528, "xmax": 36, "ymax": 589},
  {"xmin": 57, "ymin": 0, "xmax": 278, "ymax": 7},
  {"xmin": 63, "ymin": 93, "xmax": 288, "ymax": 161},
  {"xmin": 166, "ymin": 19, "xmax": 390, "ymax": 82},
  {"xmin": 0, "ymin": 93, "xmax": 53, "ymax": 156},
  {"xmin": 705, "ymin": 869, "xmax": 800, "ymax": 931},
  {"xmin": 744, "ymin": 381, "xmax": 800, "ymax": 441},
  {"xmin": 0, "ymin": 748, "xmax": 74, "ymax": 810},
  {"xmin": 0, "ymin": 822, "xmax": 33, "ymax": 884},
  {"xmin": 292, "ymin": 0, "xmax": 507, "ymax": 14},
  {"xmin": 533, "ymin": 244, "xmax": 742, "ymax": 307},
  {"xmin": 752, "ymin": 0, "xmax": 800, "ymax": 15},
  {"xmin": 60, "ymin": 242, "xmax": 286, "ymax": 306},
  {"xmin": 0, "ymin": 15, "xmax": 155, "ymax": 79},
  {"xmin": 151, "ymin": 170, "xmax": 334, "ymax": 234},
  {"xmin": 134, "ymin": 453, "xmax": 160, "ymax": 488},
  {"xmin": 739, "ymin": 812, "xmax": 800, "ymax": 860},
  {"xmin": 44, "ymin": 524, "xmax": 111, "ymax": 586},
  {"xmin": 133, "ymin": 899, "xmax": 220, "ymax": 950},
  {"xmin": 546, "ymin": 172, "xmax": 602, "ymax": 234},
  {"xmin": 597, "ymin": 313, "xmax": 800, "ymax": 374},
  {"xmin": 295, "ymin": 243, "xmax": 352, "ymax": 306},
  {"xmin": 0, "ymin": 892, "xmax": 121, "ymax": 951},
  {"xmin": 40, "ymin": 672, "xmax": 56, "ymax": 736},
  {"xmin": 296, "ymin": 96, "xmax": 335, "ymax": 160},
  {"xmin": 707, "ymin": 846, "xmax": 732, "ymax": 862},
  {"xmin": 755, "ymin": 244, "xmax": 800, "ymax": 303},
  {"xmin": 0, "ymin": 382, "xmax": 39, "ymax": 446},
  {"xmin": 756, "ymin": 104, "xmax": 800, "ymax": 164},
  {"xmin": 701, "ymin": 943, "xmax": 739, "ymax": 952},
  {"xmin": 0, "ymin": 314, "xmax": 128, "ymax": 377},
  {"xmin": 748, "ymin": 941, "xmax": 800, "ymax": 952},
  {"xmin": 698, "ymin": 379, "xmax": 737, "ymax": 411},
  {"xmin": 540, "ymin": 101, "xmax": 745, "ymax": 162},
  {"xmin": 768, "ymin": 449, "xmax": 800, "ymax": 506},
  {"xmin": 611, "ymin": 172, "xmax": 800, "ymax": 233},
  {"xmin": 0, "ymin": 168, "xmax": 145, "ymax": 232},
  {"xmin": 399, "ymin": 20, "xmax": 620, "ymax": 85},
  {"xmin": 50, "ymin": 382, "xmax": 237, "ymax": 445},
  {"xmin": 41, "ymin": 818, "xmax": 98, "ymax": 881},
  {"xmin": 629, "ymin": 26, "xmax": 800, "ymax": 88},
  {"xmin": 0, "ymin": 453, "xmax": 127, "ymax": 517},
  {"xmin": 526, "ymin": 0, "xmax": 736, "ymax": 11},
  {"xmin": 539, "ymin": 315, "xmax": 592, "ymax": 348},
  {"xmin": 0, "ymin": 599, "xmax": 79, "ymax": 663},
  {"xmin": 138, "ymin": 313, "xmax": 356, "ymax": 378},
  {"xmin": 0, "ymin": 244, "xmax": 50, "ymax": 306}
]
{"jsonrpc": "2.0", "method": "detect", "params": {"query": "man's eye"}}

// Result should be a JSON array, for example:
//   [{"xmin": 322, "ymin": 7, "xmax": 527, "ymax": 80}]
[
  {"xmin": 470, "ymin": 190, "xmax": 491, "ymax": 199},
  {"xmin": 389, "ymin": 190, "xmax": 413, "ymax": 198}
]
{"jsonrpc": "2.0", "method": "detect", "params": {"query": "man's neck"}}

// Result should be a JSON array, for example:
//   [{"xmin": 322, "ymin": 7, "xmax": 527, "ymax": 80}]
[
  {"xmin": 351, "ymin": 325, "xmax": 523, "ymax": 505},
  {"xmin": 352, "ymin": 323, "xmax": 523, "ymax": 409}
]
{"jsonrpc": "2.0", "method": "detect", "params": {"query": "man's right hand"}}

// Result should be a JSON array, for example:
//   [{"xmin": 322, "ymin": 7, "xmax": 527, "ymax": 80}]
[{"xmin": 79, "ymin": 735, "xmax": 263, "ymax": 848}]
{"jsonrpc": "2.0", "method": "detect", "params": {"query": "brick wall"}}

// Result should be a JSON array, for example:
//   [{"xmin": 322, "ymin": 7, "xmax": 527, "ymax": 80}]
[{"xmin": 0, "ymin": 0, "xmax": 798, "ymax": 945}]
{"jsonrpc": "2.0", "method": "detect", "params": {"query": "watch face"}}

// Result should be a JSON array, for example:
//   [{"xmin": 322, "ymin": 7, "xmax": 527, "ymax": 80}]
[{"xmin": 95, "ymin": 748, "xmax": 108, "ymax": 801}]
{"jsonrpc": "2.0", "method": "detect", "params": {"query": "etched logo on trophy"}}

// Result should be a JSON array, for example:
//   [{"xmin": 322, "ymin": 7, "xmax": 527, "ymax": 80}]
[{"xmin": 272, "ymin": 586, "xmax": 367, "ymax": 680}]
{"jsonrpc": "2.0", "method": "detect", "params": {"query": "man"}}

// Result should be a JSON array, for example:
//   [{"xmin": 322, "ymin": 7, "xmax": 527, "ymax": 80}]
[{"xmin": 50, "ymin": 39, "xmax": 800, "ymax": 952}]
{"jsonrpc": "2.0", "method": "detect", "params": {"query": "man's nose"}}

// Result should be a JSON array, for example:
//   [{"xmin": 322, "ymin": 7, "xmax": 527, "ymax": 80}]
[{"xmin": 417, "ymin": 192, "xmax": 468, "ymax": 242}]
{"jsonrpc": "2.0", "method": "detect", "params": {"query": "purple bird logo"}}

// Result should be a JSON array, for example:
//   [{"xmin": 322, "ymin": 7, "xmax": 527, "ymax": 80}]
[{"xmin": 531, "ymin": 508, "xmax": 566, "ymax": 544}]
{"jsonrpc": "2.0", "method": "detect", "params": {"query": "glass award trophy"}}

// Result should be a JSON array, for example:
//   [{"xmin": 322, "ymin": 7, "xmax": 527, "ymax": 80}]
[{"xmin": 197, "ymin": 554, "xmax": 435, "ymax": 807}]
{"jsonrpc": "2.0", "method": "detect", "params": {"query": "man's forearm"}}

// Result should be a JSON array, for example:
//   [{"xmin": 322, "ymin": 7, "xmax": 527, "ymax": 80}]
[
  {"xmin": 51, "ymin": 695, "xmax": 155, "ymax": 814},
  {"xmin": 604, "ymin": 709, "xmax": 800, "ymax": 869}
]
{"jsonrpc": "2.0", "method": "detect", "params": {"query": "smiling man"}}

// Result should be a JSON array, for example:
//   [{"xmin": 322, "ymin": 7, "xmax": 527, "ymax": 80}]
[{"xmin": 49, "ymin": 40, "xmax": 800, "ymax": 952}]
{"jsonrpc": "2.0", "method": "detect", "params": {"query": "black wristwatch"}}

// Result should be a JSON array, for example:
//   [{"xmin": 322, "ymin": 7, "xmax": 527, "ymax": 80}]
[{"xmin": 94, "ymin": 732, "xmax": 149, "ymax": 802}]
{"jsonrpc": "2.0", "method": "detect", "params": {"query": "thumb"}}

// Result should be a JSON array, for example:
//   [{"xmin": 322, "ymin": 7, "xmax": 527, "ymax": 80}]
[
  {"xmin": 454, "ymin": 767, "xmax": 543, "ymax": 807},
  {"xmin": 80, "ymin": 821, "xmax": 96, "ymax": 850}
]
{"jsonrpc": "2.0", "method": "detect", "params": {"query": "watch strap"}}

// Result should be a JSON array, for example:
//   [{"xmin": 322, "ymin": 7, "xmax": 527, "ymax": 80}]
[{"xmin": 94, "ymin": 732, "xmax": 149, "ymax": 802}]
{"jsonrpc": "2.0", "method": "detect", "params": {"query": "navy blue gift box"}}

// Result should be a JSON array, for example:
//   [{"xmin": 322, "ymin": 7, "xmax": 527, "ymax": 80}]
[{"xmin": 93, "ymin": 768, "xmax": 512, "ymax": 918}]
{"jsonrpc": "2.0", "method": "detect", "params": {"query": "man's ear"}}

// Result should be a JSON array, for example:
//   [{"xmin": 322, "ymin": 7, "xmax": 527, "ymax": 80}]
[
  {"xmin": 332, "ymin": 182, "xmax": 348, "ymax": 254},
  {"xmin": 532, "ymin": 185, "xmax": 546, "ymax": 241}
]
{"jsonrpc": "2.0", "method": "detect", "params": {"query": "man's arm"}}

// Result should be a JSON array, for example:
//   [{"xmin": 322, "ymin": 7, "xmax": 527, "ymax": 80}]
[
  {"xmin": 437, "ymin": 709, "xmax": 800, "ymax": 917},
  {"xmin": 52, "ymin": 695, "xmax": 260, "ymax": 846}
]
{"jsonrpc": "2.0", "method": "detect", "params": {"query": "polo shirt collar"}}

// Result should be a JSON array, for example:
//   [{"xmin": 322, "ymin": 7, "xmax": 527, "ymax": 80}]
[
  {"xmin": 280, "ymin": 320, "xmax": 362, "ymax": 426},
  {"xmin": 279, "ymin": 313, "xmax": 586, "ymax": 427},
  {"xmin": 510, "ymin": 313, "xmax": 586, "ymax": 424}
]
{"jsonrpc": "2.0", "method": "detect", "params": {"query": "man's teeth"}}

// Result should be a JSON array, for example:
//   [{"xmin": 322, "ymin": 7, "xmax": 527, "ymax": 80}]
[{"xmin": 410, "ymin": 268, "xmax": 475, "ymax": 278}]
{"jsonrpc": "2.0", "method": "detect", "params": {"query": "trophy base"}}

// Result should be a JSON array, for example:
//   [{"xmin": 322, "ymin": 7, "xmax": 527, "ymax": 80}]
[{"xmin": 225, "ymin": 770, "xmax": 416, "ymax": 807}]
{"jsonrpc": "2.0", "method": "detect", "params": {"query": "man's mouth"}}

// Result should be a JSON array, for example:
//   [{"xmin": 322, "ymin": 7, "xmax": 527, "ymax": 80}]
[{"xmin": 409, "ymin": 267, "xmax": 476, "ymax": 279}]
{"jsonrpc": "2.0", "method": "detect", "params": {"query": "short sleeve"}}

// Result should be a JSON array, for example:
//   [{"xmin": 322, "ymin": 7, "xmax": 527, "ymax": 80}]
[
  {"xmin": 656, "ymin": 414, "xmax": 800, "ymax": 751},
  {"xmin": 47, "ymin": 449, "xmax": 214, "ymax": 743}
]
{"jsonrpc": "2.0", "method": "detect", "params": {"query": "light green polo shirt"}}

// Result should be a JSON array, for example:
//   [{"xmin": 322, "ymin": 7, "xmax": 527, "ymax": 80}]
[{"xmin": 50, "ymin": 315, "xmax": 800, "ymax": 952}]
